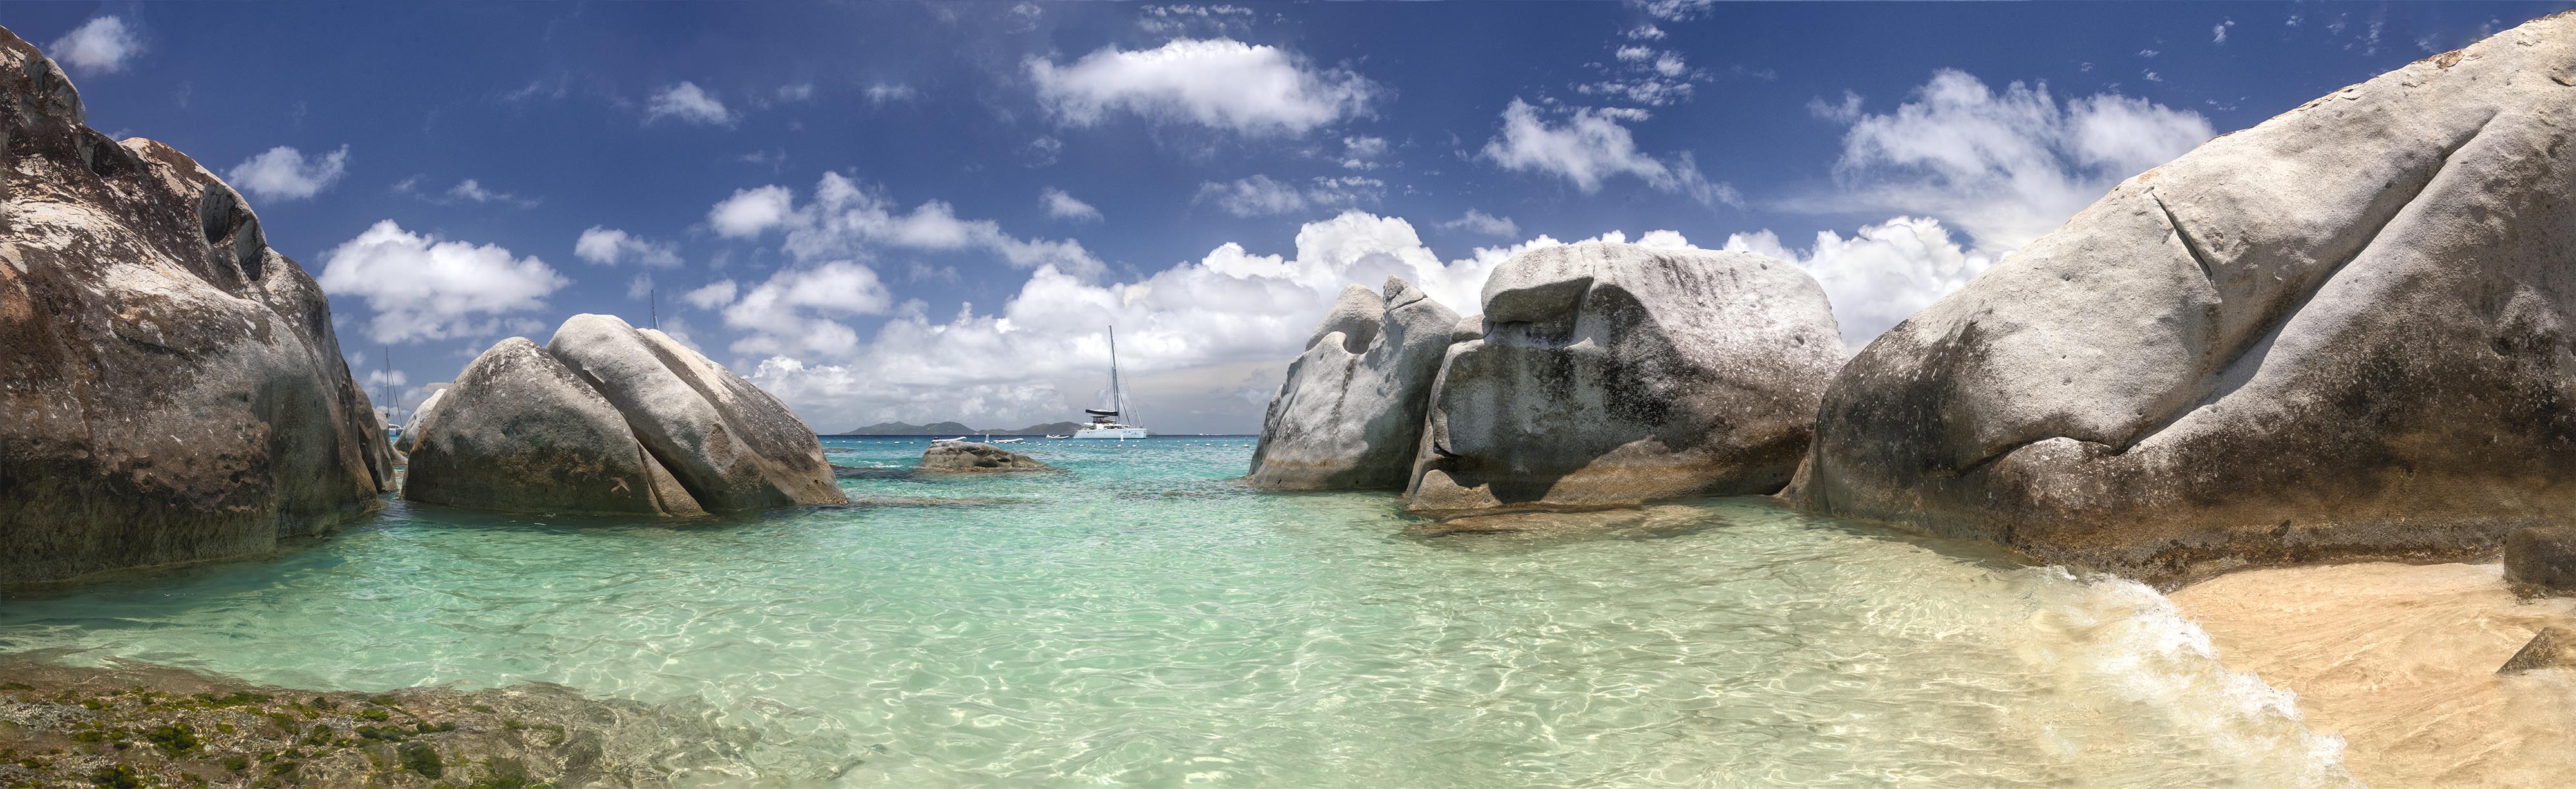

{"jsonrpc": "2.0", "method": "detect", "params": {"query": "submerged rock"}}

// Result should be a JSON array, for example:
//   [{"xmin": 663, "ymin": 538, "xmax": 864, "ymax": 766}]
[
  {"xmin": 0, "ymin": 26, "xmax": 393, "ymax": 585},
  {"xmin": 1405, "ymin": 243, "xmax": 1843, "ymax": 513},
  {"xmin": 406, "ymin": 318, "xmax": 846, "ymax": 515},
  {"xmin": 1249, "ymin": 277, "xmax": 1461, "ymax": 490},
  {"xmin": 0, "ymin": 657, "xmax": 768, "ymax": 787},
  {"xmin": 1788, "ymin": 14, "xmax": 2576, "ymax": 585},
  {"xmin": 919, "ymin": 442, "xmax": 1054, "ymax": 472},
  {"xmin": 403, "ymin": 338, "xmax": 705, "ymax": 517},
  {"xmin": 2499, "ymin": 626, "xmax": 2576, "ymax": 674}
]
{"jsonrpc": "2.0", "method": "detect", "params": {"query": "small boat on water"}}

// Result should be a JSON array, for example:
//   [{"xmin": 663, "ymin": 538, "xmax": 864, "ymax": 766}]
[
  {"xmin": 1077, "ymin": 326, "xmax": 1150, "ymax": 440},
  {"xmin": 1045, "ymin": 435, "xmax": 1071, "ymax": 440},
  {"xmin": 992, "ymin": 437, "xmax": 1026, "ymax": 444}
]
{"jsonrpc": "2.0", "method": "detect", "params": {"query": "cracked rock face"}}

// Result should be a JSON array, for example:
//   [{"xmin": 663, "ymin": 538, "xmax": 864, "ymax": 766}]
[
  {"xmin": 1249, "ymin": 276, "xmax": 1461, "ymax": 490},
  {"xmin": 405, "ymin": 315, "xmax": 845, "ymax": 516},
  {"xmin": 0, "ymin": 26, "xmax": 393, "ymax": 585},
  {"xmin": 1405, "ymin": 243, "xmax": 1843, "ymax": 513},
  {"xmin": 1787, "ymin": 12, "xmax": 2576, "ymax": 586}
]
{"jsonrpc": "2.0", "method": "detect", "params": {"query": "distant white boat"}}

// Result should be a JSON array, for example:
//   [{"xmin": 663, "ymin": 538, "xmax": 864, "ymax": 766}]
[
  {"xmin": 1076, "ymin": 325, "xmax": 1150, "ymax": 440},
  {"xmin": 1045, "ymin": 435, "xmax": 1071, "ymax": 440},
  {"xmin": 992, "ymin": 437, "xmax": 1026, "ymax": 444}
]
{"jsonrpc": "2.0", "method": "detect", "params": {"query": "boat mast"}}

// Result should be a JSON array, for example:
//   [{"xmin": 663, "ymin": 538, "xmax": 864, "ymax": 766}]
[{"xmin": 1108, "ymin": 325, "xmax": 1122, "ymax": 420}]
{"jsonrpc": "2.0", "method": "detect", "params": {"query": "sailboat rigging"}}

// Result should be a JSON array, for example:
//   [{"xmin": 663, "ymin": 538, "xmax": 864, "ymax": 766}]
[{"xmin": 1073, "ymin": 325, "xmax": 1148, "ymax": 439}]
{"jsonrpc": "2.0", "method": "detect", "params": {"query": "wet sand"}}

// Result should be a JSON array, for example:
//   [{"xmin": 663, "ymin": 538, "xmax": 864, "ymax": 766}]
[{"xmin": 2170, "ymin": 562, "xmax": 2576, "ymax": 788}]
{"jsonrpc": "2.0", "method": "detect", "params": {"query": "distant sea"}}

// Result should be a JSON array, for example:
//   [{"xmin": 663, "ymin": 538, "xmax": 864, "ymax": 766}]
[{"xmin": 0, "ymin": 436, "xmax": 2352, "ymax": 786}]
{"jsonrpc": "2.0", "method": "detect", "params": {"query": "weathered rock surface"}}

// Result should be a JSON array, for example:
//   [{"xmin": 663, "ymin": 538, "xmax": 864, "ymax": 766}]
[
  {"xmin": 1788, "ymin": 13, "xmax": 2576, "ymax": 585},
  {"xmin": 1249, "ymin": 277, "xmax": 1461, "ymax": 490},
  {"xmin": 0, "ymin": 27, "xmax": 393, "ymax": 585},
  {"xmin": 2506, "ymin": 526, "xmax": 2576, "ymax": 595},
  {"xmin": 406, "ymin": 317, "xmax": 846, "ymax": 515},
  {"xmin": 392, "ymin": 386, "xmax": 448, "ymax": 455},
  {"xmin": 402, "ymin": 338, "xmax": 705, "ymax": 517},
  {"xmin": 546, "ymin": 314, "xmax": 843, "ymax": 510},
  {"xmin": 1405, "ymin": 243, "xmax": 1843, "ymax": 513},
  {"xmin": 2499, "ymin": 625, "xmax": 2576, "ymax": 674},
  {"xmin": 920, "ymin": 442, "xmax": 1054, "ymax": 472},
  {"xmin": 0, "ymin": 657, "xmax": 777, "ymax": 787}
]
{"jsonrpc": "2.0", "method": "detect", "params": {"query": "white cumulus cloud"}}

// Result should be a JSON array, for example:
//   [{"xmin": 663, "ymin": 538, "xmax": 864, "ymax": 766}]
[
  {"xmin": 223, "ymin": 145, "xmax": 350, "ymax": 202},
  {"xmin": 682, "ymin": 280, "xmax": 739, "ymax": 310},
  {"xmin": 719, "ymin": 261, "xmax": 896, "ymax": 359},
  {"xmin": 1028, "ymin": 39, "xmax": 1376, "ymax": 136},
  {"xmin": 316, "ymin": 221, "xmax": 570, "ymax": 344},
  {"xmin": 48, "ymin": 16, "xmax": 143, "ymax": 75},
  {"xmin": 1481, "ymin": 99, "xmax": 1738, "ymax": 206},
  {"xmin": 1437, "ymin": 209, "xmax": 1520, "ymax": 238},
  {"xmin": 647, "ymin": 81, "xmax": 735, "ymax": 126},
  {"xmin": 1821, "ymin": 69, "xmax": 2212, "ymax": 250},
  {"xmin": 574, "ymin": 226, "xmax": 683, "ymax": 267},
  {"xmin": 1724, "ymin": 216, "xmax": 1994, "ymax": 347},
  {"xmin": 709, "ymin": 185, "xmax": 797, "ymax": 237},
  {"xmin": 1041, "ymin": 187, "xmax": 1103, "ymax": 222},
  {"xmin": 1193, "ymin": 175, "xmax": 1382, "ymax": 218},
  {"xmin": 1635, "ymin": 0, "xmax": 1714, "ymax": 21},
  {"xmin": 864, "ymin": 83, "xmax": 916, "ymax": 105},
  {"xmin": 716, "ymin": 209, "xmax": 1696, "ymax": 432},
  {"xmin": 444, "ymin": 178, "xmax": 537, "ymax": 207},
  {"xmin": 714, "ymin": 173, "xmax": 1108, "ymax": 278}
]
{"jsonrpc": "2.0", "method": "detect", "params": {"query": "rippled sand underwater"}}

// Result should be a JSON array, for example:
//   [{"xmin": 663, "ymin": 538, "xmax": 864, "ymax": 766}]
[{"xmin": 0, "ymin": 437, "xmax": 2362, "ymax": 786}]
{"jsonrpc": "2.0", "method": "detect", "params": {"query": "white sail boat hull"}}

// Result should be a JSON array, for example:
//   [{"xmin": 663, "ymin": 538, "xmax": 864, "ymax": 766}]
[{"xmin": 1076, "ymin": 326, "xmax": 1150, "ymax": 439}]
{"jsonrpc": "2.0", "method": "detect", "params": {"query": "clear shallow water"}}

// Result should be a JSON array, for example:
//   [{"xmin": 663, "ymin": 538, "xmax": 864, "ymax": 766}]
[{"xmin": 1, "ymin": 437, "xmax": 2353, "ymax": 787}]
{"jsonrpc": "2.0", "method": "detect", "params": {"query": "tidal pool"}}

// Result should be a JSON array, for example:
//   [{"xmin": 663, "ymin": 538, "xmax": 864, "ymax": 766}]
[{"xmin": 0, "ymin": 437, "xmax": 2353, "ymax": 786}]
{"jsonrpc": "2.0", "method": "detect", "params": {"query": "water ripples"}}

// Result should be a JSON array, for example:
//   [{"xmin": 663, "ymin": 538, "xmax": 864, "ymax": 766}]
[{"xmin": 0, "ymin": 437, "xmax": 2352, "ymax": 786}]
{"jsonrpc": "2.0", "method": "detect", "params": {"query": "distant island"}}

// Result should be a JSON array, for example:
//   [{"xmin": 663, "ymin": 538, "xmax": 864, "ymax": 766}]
[{"xmin": 832, "ymin": 421, "xmax": 1086, "ymax": 436}]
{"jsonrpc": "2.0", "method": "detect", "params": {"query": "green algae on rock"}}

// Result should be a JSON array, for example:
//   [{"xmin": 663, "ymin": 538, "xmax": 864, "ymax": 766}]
[{"xmin": 0, "ymin": 658, "xmax": 766, "ymax": 788}]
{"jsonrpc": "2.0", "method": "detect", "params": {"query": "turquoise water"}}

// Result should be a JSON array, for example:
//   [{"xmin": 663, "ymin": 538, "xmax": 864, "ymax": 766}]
[{"xmin": 1, "ymin": 437, "xmax": 2353, "ymax": 787}]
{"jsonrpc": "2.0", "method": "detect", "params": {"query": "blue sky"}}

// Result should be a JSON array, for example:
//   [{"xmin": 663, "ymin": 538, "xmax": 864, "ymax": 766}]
[{"xmin": 14, "ymin": 1, "xmax": 2568, "ymax": 433}]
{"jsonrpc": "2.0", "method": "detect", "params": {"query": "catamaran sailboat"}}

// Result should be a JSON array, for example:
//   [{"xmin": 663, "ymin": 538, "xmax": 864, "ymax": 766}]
[{"xmin": 1075, "ymin": 326, "xmax": 1149, "ymax": 439}]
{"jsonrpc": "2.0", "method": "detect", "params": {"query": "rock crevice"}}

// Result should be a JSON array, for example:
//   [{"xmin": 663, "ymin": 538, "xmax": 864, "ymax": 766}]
[{"xmin": 404, "ymin": 315, "xmax": 844, "ymax": 516}]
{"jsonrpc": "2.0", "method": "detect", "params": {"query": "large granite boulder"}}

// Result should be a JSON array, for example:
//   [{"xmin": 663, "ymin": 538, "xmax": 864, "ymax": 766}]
[
  {"xmin": 1405, "ymin": 243, "xmax": 1844, "ymax": 513},
  {"xmin": 394, "ymin": 386, "xmax": 449, "ymax": 455},
  {"xmin": 1788, "ymin": 13, "xmax": 2576, "ymax": 585},
  {"xmin": 2505, "ymin": 526, "xmax": 2576, "ymax": 596},
  {"xmin": 1248, "ymin": 277, "xmax": 1461, "ymax": 490},
  {"xmin": 919, "ymin": 442, "xmax": 1054, "ymax": 472},
  {"xmin": 404, "ymin": 316, "xmax": 845, "ymax": 515},
  {"xmin": 403, "ymin": 339, "xmax": 704, "ymax": 516},
  {"xmin": 545, "ymin": 314, "xmax": 843, "ymax": 509},
  {"xmin": 0, "ymin": 27, "xmax": 394, "ymax": 585}
]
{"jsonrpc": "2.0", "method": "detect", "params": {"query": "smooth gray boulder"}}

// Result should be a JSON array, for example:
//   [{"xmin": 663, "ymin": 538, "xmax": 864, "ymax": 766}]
[
  {"xmin": 1405, "ymin": 242, "xmax": 1844, "ymax": 513},
  {"xmin": 1249, "ymin": 277, "xmax": 1461, "ymax": 490},
  {"xmin": 545, "ymin": 314, "xmax": 845, "ymax": 509},
  {"xmin": 1789, "ymin": 13, "xmax": 2576, "ymax": 585},
  {"xmin": 0, "ymin": 27, "xmax": 394, "ymax": 585},
  {"xmin": 403, "ymin": 339, "xmax": 705, "ymax": 517},
  {"xmin": 395, "ymin": 386, "xmax": 450, "ymax": 455},
  {"xmin": 919, "ymin": 442, "xmax": 1054, "ymax": 472}
]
